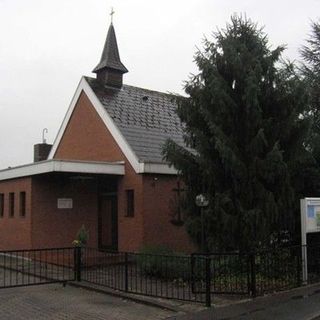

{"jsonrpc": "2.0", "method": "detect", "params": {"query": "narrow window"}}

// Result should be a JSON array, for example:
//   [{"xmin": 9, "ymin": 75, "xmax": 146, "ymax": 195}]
[
  {"xmin": 126, "ymin": 190, "xmax": 134, "ymax": 217},
  {"xmin": 20, "ymin": 192, "xmax": 26, "ymax": 217},
  {"xmin": 9, "ymin": 193, "xmax": 14, "ymax": 217},
  {"xmin": 0, "ymin": 194, "xmax": 4, "ymax": 218}
]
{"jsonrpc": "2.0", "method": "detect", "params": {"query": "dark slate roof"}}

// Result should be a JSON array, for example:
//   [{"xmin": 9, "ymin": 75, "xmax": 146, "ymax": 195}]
[
  {"xmin": 85, "ymin": 77, "xmax": 185, "ymax": 164},
  {"xmin": 93, "ymin": 24, "xmax": 128, "ymax": 74}
]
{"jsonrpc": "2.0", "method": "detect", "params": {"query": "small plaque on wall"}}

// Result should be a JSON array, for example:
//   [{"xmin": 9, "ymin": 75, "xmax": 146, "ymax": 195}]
[{"xmin": 57, "ymin": 198, "xmax": 73, "ymax": 209}]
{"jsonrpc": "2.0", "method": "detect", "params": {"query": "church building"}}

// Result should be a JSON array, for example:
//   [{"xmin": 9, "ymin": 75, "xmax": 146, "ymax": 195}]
[{"xmin": 0, "ymin": 21, "xmax": 195, "ymax": 253}]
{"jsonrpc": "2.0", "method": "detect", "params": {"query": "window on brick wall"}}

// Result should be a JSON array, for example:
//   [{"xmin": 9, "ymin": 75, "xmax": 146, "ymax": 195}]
[
  {"xmin": 9, "ymin": 193, "xmax": 14, "ymax": 218},
  {"xmin": 19, "ymin": 192, "xmax": 26, "ymax": 217},
  {"xmin": 126, "ymin": 189, "xmax": 134, "ymax": 217},
  {"xmin": 0, "ymin": 194, "xmax": 4, "ymax": 218}
]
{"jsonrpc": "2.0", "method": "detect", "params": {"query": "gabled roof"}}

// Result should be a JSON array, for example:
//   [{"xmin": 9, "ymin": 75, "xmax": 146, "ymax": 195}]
[
  {"xmin": 86, "ymin": 77, "xmax": 185, "ymax": 164},
  {"xmin": 93, "ymin": 24, "xmax": 128, "ymax": 74},
  {"xmin": 48, "ymin": 77, "xmax": 184, "ymax": 175}
]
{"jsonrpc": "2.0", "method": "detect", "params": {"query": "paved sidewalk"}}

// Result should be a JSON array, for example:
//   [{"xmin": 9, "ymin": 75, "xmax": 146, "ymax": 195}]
[
  {"xmin": 0, "ymin": 283, "xmax": 178, "ymax": 320},
  {"xmin": 168, "ymin": 284, "xmax": 320, "ymax": 320}
]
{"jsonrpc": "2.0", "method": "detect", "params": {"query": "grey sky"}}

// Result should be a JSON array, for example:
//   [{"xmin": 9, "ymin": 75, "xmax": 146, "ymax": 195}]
[{"xmin": 0, "ymin": 0, "xmax": 319, "ymax": 169}]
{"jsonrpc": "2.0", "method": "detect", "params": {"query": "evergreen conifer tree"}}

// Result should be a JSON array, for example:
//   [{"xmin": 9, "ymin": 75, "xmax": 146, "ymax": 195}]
[
  {"xmin": 163, "ymin": 16, "xmax": 308, "ymax": 251},
  {"xmin": 301, "ymin": 21, "xmax": 320, "ymax": 164}
]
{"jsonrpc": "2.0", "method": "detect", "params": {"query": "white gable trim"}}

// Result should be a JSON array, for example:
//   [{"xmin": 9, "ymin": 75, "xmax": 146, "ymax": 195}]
[
  {"xmin": 48, "ymin": 77, "xmax": 177, "ymax": 175},
  {"xmin": 48, "ymin": 78, "xmax": 84, "ymax": 161},
  {"xmin": 0, "ymin": 160, "xmax": 125, "ymax": 181}
]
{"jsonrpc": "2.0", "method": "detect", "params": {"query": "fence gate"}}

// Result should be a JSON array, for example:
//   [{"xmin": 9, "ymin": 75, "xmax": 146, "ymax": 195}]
[
  {"xmin": 0, "ymin": 248, "xmax": 75, "ymax": 289},
  {"xmin": 81, "ymin": 248, "xmax": 211, "ymax": 305},
  {"xmin": 2, "ymin": 245, "xmax": 320, "ymax": 308}
]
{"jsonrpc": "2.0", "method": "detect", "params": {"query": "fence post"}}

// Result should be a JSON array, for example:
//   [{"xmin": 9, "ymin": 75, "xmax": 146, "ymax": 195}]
[
  {"xmin": 296, "ymin": 247, "xmax": 302, "ymax": 286},
  {"xmin": 205, "ymin": 255, "xmax": 211, "ymax": 307},
  {"xmin": 250, "ymin": 253, "xmax": 256, "ymax": 297},
  {"xmin": 125, "ymin": 252, "xmax": 128, "ymax": 292},
  {"xmin": 74, "ymin": 246, "xmax": 82, "ymax": 282},
  {"xmin": 191, "ymin": 254, "xmax": 195, "ymax": 293},
  {"xmin": 302, "ymin": 245, "xmax": 308, "ymax": 285}
]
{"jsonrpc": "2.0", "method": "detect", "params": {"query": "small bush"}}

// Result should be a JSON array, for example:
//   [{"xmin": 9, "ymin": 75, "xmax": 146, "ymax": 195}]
[
  {"xmin": 136, "ymin": 245, "xmax": 191, "ymax": 280},
  {"xmin": 138, "ymin": 245, "xmax": 175, "ymax": 256},
  {"xmin": 73, "ymin": 225, "xmax": 89, "ymax": 246}
]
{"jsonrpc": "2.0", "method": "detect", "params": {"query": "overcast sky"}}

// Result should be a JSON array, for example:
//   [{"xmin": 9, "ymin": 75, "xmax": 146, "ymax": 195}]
[{"xmin": 0, "ymin": 0, "xmax": 319, "ymax": 169}]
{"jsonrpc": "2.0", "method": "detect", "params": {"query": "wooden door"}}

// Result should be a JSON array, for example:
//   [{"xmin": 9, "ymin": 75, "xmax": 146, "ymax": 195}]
[{"xmin": 98, "ymin": 194, "xmax": 118, "ymax": 250}]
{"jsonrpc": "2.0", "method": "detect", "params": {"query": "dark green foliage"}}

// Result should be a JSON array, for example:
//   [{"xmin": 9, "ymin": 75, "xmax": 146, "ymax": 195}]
[
  {"xmin": 136, "ymin": 245, "xmax": 191, "ymax": 280},
  {"xmin": 138, "ymin": 244, "xmax": 175, "ymax": 256},
  {"xmin": 301, "ymin": 21, "xmax": 320, "ymax": 168},
  {"xmin": 289, "ymin": 20, "xmax": 320, "ymax": 235},
  {"xmin": 74, "ymin": 225, "xmax": 89, "ymax": 246},
  {"xmin": 163, "ymin": 16, "xmax": 309, "ymax": 251}
]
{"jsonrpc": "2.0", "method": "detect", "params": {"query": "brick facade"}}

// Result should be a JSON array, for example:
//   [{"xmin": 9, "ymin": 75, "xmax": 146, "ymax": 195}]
[
  {"xmin": 54, "ymin": 90, "xmax": 195, "ymax": 252},
  {"xmin": 0, "ymin": 178, "xmax": 32, "ymax": 250},
  {"xmin": 0, "ymin": 91, "xmax": 196, "ymax": 253},
  {"xmin": 31, "ymin": 174, "xmax": 100, "ymax": 249},
  {"xmin": 142, "ymin": 175, "xmax": 196, "ymax": 252}
]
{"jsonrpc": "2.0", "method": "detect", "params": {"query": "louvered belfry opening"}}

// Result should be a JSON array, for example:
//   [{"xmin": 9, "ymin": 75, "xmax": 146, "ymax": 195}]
[{"xmin": 93, "ymin": 23, "xmax": 128, "ymax": 88}]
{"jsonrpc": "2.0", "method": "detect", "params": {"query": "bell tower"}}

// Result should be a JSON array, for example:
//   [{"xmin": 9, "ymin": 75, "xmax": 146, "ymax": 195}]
[{"xmin": 93, "ymin": 13, "xmax": 128, "ymax": 88}]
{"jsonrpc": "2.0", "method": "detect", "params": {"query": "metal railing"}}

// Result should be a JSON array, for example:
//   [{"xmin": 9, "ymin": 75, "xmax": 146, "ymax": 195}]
[
  {"xmin": 78, "ymin": 245, "xmax": 319, "ymax": 307},
  {"xmin": 0, "ymin": 247, "xmax": 75, "ymax": 288},
  {"xmin": 252, "ymin": 246, "xmax": 302, "ymax": 296},
  {"xmin": 81, "ymin": 248, "xmax": 207, "ymax": 304},
  {"xmin": 0, "ymin": 245, "xmax": 319, "ymax": 307}
]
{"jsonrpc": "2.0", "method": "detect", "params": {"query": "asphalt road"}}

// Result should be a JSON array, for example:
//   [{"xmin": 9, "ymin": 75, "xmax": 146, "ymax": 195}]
[{"xmin": 168, "ymin": 284, "xmax": 320, "ymax": 320}]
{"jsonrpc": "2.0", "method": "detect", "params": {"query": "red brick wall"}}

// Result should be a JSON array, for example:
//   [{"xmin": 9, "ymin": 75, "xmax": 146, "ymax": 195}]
[
  {"xmin": 142, "ymin": 175, "xmax": 196, "ymax": 253},
  {"xmin": 0, "ymin": 178, "xmax": 32, "ymax": 250},
  {"xmin": 52, "ymin": 91, "xmax": 145, "ymax": 251},
  {"xmin": 117, "ymin": 166, "xmax": 144, "ymax": 252},
  {"xmin": 31, "ymin": 175, "xmax": 99, "ymax": 248},
  {"xmin": 54, "ymin": 91, "xmax": 124, "ymax": 162}
]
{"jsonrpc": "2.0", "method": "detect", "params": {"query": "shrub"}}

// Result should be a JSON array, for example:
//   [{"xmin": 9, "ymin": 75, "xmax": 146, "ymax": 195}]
[
  {"xmin": 73, "ymin": 225, "xmax": 89, "ymax": 246},
  {"xmin": 136, "ymin": 245, "xmax": 191, "ymax": 280}
]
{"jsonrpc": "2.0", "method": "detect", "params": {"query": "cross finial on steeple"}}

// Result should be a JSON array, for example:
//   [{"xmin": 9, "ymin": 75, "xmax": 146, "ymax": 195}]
[{"xmin": 110, "ymin": 7, "xmax": 115, "ymax": 24}]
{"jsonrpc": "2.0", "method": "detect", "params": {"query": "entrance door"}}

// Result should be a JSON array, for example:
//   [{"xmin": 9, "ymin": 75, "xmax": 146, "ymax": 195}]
[{"xmin": 98, "ymin": 194, "xmax": 118, "ymax": 250}]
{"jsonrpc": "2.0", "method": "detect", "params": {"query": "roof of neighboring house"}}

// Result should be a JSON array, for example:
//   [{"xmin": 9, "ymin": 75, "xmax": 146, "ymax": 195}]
[{"xmin": 85, "ymin": 77, "xmax": 185, "ymax": 164}]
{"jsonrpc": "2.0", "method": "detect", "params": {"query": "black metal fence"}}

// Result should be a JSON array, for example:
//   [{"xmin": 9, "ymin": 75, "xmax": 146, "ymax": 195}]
[
  {"xmin": 0, "ymin": 247, "xmax": 75, "ymax": 289},
  {"xmin": 78, "ymin": 245, "xmax": 320, "ymax": 307},
  {"xmin": 0, "ymin": 245, "xmax": 320, "ymax": 307},
  {"xmin": 81, "ymin": 248, "xmax": 207, "ymax": 304},
  {"xmin": 252, "ymin": 246, "xmax": 302, "ymax": 296}
]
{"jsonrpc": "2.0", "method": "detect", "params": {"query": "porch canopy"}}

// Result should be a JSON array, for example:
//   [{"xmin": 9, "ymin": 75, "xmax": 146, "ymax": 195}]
[{"xmin": 0, "ymin": 159, "xmax": 124, "ymax": 181}]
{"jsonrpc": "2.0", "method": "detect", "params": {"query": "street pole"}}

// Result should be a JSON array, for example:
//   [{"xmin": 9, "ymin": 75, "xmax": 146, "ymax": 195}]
[
  {"xmin": 201, "ymin": 207, "xmax": 205, "ymax": 253},
  {"xmin": 196, "ymin": 194, "xmax": 209, "ymax": 253}
]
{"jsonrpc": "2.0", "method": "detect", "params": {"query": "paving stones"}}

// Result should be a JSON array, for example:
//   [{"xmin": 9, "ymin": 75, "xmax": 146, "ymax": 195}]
[{"xmin": 0, "ymin": 284, "xmax": 178, "ymax": 320}]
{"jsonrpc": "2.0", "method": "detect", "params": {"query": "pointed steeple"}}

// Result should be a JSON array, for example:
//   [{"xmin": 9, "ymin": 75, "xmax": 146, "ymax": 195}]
[{"xmin": 93, "ymin": 23, "xmax": 128, "ymax": 88}]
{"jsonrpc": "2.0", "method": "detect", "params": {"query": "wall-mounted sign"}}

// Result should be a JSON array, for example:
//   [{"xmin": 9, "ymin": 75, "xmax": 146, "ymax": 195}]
[{"xmin": 57, "ymin": 198, "xmax": 73, "ymax": 209}]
